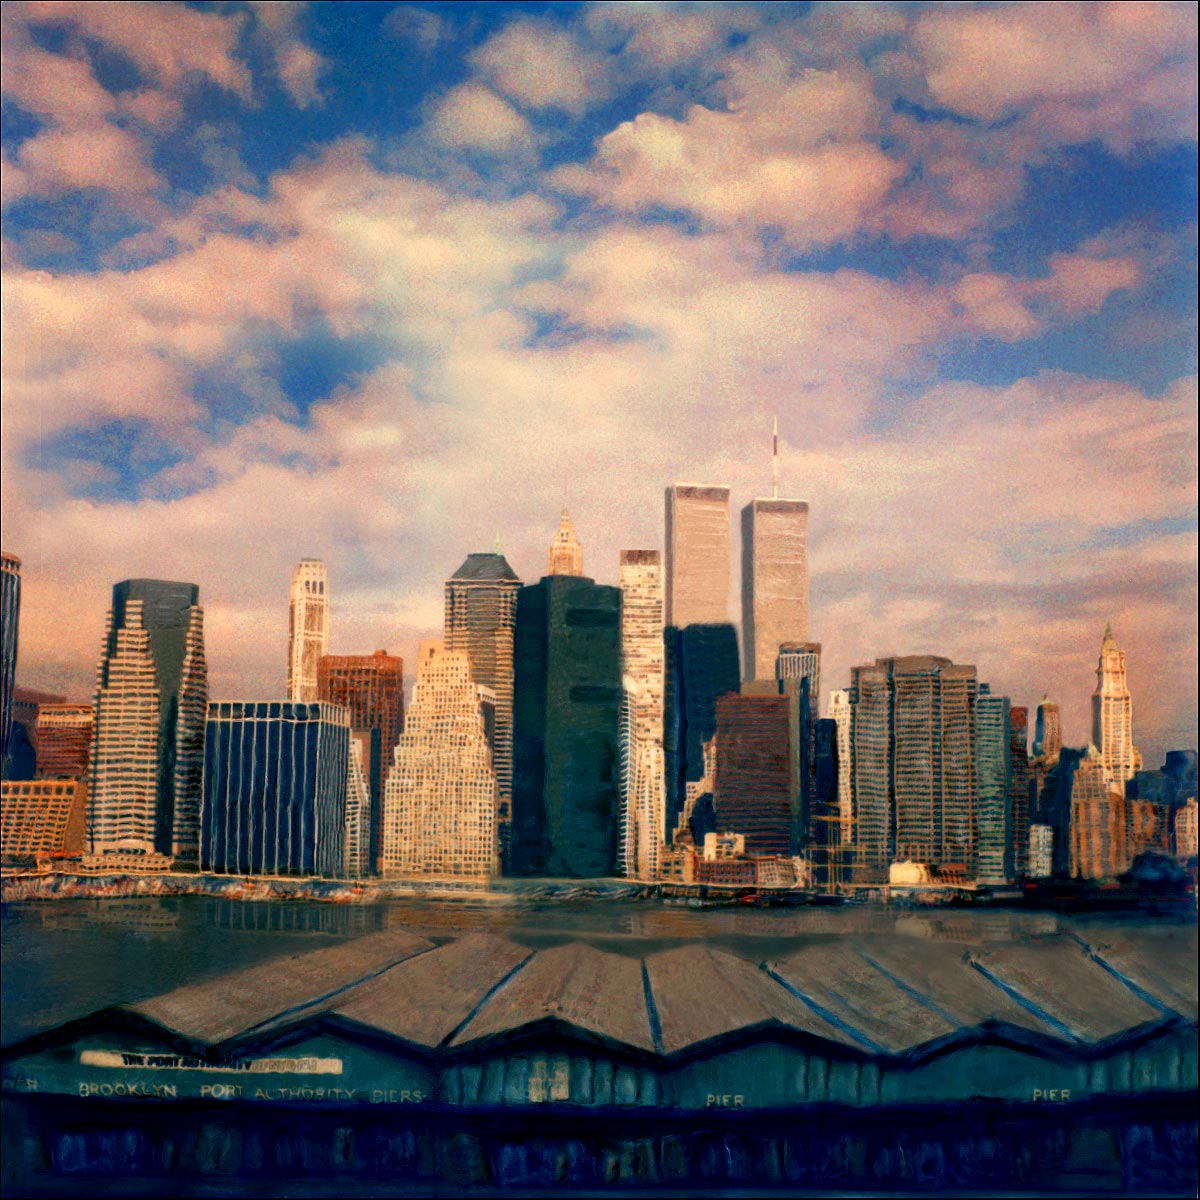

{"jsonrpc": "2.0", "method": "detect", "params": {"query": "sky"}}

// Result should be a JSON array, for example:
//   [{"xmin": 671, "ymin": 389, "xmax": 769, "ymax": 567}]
[{"xmin": 1, "ymin": 1, "xmax": 1196, "ymax": 766}]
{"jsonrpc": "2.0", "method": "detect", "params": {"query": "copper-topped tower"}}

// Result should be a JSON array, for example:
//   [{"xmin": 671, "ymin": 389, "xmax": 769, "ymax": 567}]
[{"xmin": 547, "ymin": 510, "xmax": 584, "ymax": 577}]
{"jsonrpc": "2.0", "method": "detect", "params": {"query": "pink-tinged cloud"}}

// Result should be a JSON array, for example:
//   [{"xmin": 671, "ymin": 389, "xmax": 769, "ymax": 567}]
[
  {"xmin": 19, "ymin": 0, "xmax": 252, "ymax": 98},
  {"xmin": 427, "ymin": 83, "xmax": 537, "ymax": 154},
  {"xmin": 249, "ymin": 1, "xmax": 327, "ymax": 108},
  {"xmin": 912, "ymin": 1, "xmax": 1197, "ymax": 148},
  {"xmin": 471, "ymin": 18, "xmax": 610, "ymax": 114}
]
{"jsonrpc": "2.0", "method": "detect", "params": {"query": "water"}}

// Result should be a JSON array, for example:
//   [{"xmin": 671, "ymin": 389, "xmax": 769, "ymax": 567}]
[{"xmin": 2, "ymin": 895, "xmax": 1191, "ymax": 1047}]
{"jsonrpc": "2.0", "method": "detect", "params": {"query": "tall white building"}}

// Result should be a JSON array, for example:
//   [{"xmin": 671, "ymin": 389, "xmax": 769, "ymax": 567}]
[
  {"xmin": 664, "ymin": 485, "xmax": 730, "ymax": 627},
  {"xmin": 287, "ymin": 559, "xmax": 329, "ymax": 703},
  {"xmin": 742, "ymin": 498, "xmax": 809, "ymax": 682},
  {"xmin": 827, "ymin": 689, "xmax": 852, "ymax": 847},
  {"xmin": 382, "ymin": 641, "xmax": 497, "ymax": 878},
  {"xmin": 617, "ymin": 550, "xmax": 666, "ymax": 880},
  {"xmin": 89, "ymin": 580, "xmax": 207, "ymax": 862},
  {"xmin": 1092, "ymin": 622, "xmax": 1141, "ymax": 795}
]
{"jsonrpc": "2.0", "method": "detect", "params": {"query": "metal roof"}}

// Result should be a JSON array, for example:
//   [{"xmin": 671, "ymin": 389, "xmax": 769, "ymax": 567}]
[
  {"xmin": 450, "ymin": 941, "xmax": 655, "ymax": 1054},
  {"xmin": 125, "ymin": 928, "xmax": 432, "ymax": 1048},
  {"xmin": 21, "ymin": 925, "xmax": 1190, "ymax": 1063},
  {"xmin": 967, "ymin": 940, "xmax": 1168, "ymax": 1044},
  {"xmin": 646, "ymin": 944, "xmax": 862, "ymax": 1056},
  {"xmin": 450, "ymin": 553, "xmax": 520, "ymax": 582},
  {"xmin": 331, "ymin": 933, "xmax": 532, "ymax": 1049}
]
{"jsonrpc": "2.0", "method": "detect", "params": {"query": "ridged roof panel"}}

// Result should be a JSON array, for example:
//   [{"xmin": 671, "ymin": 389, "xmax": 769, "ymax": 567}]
[
  {"xmin": 450, "ymin": 553, "xmax": 520, "ymax": 582},
  {"xmin": 332, "ymin": 933, "xmax": 533, "ymax": 1049}
]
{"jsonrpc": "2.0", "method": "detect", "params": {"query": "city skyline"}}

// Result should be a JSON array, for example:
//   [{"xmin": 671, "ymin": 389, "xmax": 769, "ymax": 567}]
[{"xmin": 0, "ymin": 2, "xmax": 1195, "ymax": 766}]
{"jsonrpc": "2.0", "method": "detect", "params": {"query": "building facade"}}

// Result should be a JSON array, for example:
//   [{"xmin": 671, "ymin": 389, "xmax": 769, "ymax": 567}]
[
  {"xmin": 713, "ymin": 690, "xmax": 794, "ymax": 856},
  {"xmin": 975, "ymin": 689, "xmax": 1013, "ymax": 886},
  {"xmin": 664, "ymin": 623, "xmax": 740, "ymax": 841},
  {"xmin": 664, "ymin": 485, "xmax": 730, "ymax": 628},
  {"xmin": 89, "ymin": 580, "xmax": 207, "ymax": 863},
  {"xmin": 741, "ymin": 499, "xmax": 809, "ymax": 682},
  {"xmin": 287, "ymin": 560, "xmax": 329, "ymax": 703},
  {"xmin": 444, "ymin": 553, "xmax": 521, "ymax": 861},
  {"xmin": 317, "ymin": 650, "xmax": 404, "ymax": 872},
  {"xmin": 1070, "ymin": 746, "xmax": 1129, "ymax": 880},
  {"xmin": 617, "ymin": 550, "xmax": 665, "ymax": 881},
  {"xmin": 344, "ymin": 731, "xmax": 374, "ymax": 878},
  {"xmin": 34, "ymin": 704, "xmax": 93, "ymax": 779},
  {"xmin": 512, "ymin": 574, "xmax": 622, "ymax": 877},
  {"xmin": 0, "ymin": 551, "xmax": 19, "ymax": 771},
  {"xmin": 201, "ymin": 700, "xmax": 349, "ymax": 877},
  {"xmin": 382, "ymin": 641, "xmax": 497, "ymax": 879},
  {"xmin": 1092, "ymin": 623, "xmax": 1140, "ymax": 795},
  {"xmin": 1, "ymin": 778, "xmax": 87, "ymax": 862},
  {"xmin": 827, "ymin": 689, "xmax": 853, "ymax": 849},
  {"xmin": 849, "ymin": 656, "xmax": 979, "ymax": 880},
  {"xmin": 547, "ymin": 510, "xmax": 584, "ymax": 577},
  {"xmin": 1009, "ymin": 706, "xmax": 1032, "ymax": 878}
]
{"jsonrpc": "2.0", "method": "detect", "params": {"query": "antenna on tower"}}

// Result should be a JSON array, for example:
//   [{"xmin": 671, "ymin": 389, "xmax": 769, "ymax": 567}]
[{"xmin": 772, "ymin": 414, "xmax": 779, "ymax": 499}]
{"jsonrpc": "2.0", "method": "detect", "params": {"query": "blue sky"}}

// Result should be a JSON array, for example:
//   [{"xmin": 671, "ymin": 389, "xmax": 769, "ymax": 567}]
[{"xmin": 1, "ymin": 1, "xmax": 1196, "ymax": 761}]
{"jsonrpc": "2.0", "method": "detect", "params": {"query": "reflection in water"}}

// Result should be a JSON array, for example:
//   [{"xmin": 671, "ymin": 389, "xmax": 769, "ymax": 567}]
[{"xmin": 2, "ymin": 894, "xmax": 1189, "ymax": 1047}]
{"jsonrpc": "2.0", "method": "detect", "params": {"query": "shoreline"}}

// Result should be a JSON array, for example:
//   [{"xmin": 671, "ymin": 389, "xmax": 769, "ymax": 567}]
[{"xmin": 2, "ymin": 869, "xmax": 1192, "ymax": 911}]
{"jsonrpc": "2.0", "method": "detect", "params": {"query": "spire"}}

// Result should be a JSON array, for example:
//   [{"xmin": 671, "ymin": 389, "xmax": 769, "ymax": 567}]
[
  {"xmin": 547, "ymin": 510, "xmax": 583, "ymax": 577},
  {"xmin": 1102, "ymin": 620, "xmax": 1115, "ymax": 648},
  {"xmin": 772, "ymin": 415, "xmax": 779, "ymax": 499}
]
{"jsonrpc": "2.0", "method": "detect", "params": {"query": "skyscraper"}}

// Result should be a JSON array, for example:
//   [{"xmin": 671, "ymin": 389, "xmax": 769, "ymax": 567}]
[
  {"xmin": 444, "ymin": 552, "xmax": 520, "ymax": 856},
  {"xmin": 382, "ymin": 641, "xmax": 497, "ymax": 879},
  {"xmin": 200, "ymin": 700, "xmax": 349, "ymax": 877},
  {"xmin": 1, "ymin": 551, "xmax": 20, "ymax": 770},
  {"xmin": 344, "ymin": 731, "xmax": 373, "ymax": 878},
  {"xmin": 547, "ymin": 510, "xmax": 584, "ymax": 577},
  {"xmin": 1092, "ymin": 623, "xmax": 1141, "ymax": 794},
  {"xmin": 617, "ymin": 550, "xmax": 665, "ymax": 880},
  {"xmin": 741, "ymin": 498, "xmax": 809, "ymax": 682},
  {"xmin": 1033, "ymin": 696, "xmax": 1062, "ymax": 761},
  {"xmin": 317, "ymin": 650, "xmax": 404, "ymax": 872},
  {"xmin": 848, "ymin": 655, "xmax": 979, "ymax": 879},
  {"xmin": 89, "ymin": 580, "xmax": 207, "ymax": 863},
  {"xmin": 713, "ymin": 689, "xmax": 793, "ymax": 856},
  {"xmin": 287, "ymin": 560, "xmax": 329, "ymax": 703},
  {"xmin": 976, "ymin": 687, "xmax": 1013, "ymax": 885},
  {"xmin": 512, "ymin": 573, "xmax": 622, "ymax": 877},
  {"xmin": 827, "ymin": 688, "xmax": 853, "ymax": 848},
  {"xmin": 663, "ymin": 623, "xmax": 741, "ymax": 840},
  {"xmin": 1009, "ymin": 706, "xmax": 1033, "ymax": 878},
  {"xmin": 664, "ymin": 485, "xmax": 730, "ymax": 627},
  {"xmin": 35, "ymin": 704, "xmax": 94, "ymax": 779},
  {"xmin": 1070, "ymin": 746, "xmax": 1129, "ymax": 879},
  {"xmin": 777, "ymin": 644, "xmax": 821, "ymax": 848}
]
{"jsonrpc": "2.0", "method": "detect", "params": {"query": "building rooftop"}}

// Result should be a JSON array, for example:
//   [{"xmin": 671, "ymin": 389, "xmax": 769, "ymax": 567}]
[
  {"xmin": 450, "ymin": 553, "xmax": 520, "ymax": 582},
  {"xmin": 12, "ymin": 926, "xmax": 1189, "ymax": 1065}
]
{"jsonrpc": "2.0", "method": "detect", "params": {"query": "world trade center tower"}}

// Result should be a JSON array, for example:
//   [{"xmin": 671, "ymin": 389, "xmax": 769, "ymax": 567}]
[{"xmin": 741, "ymin": 498, "xmax": 809, "ymax": 683}]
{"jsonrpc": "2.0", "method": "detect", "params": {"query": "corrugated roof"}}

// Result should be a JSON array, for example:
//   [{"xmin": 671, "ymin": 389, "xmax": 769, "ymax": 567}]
[
  {"xmin": 450, "ymin": 941, "xmax": 654, "ymax": 1054},
  {"xmin": 450, "ymin": 553, "xmax": 519, "ymax": 582},
  {"xmin": 126, "ymin": 929, "xmax": 432, "ymax": 1047},
  {"xmin": 646, "ymin": 944, "xmax": 861, "ymax": 1056},
  {"xmin": 767, "ymin": 943, "xmax": 961, "ymax": 1055},
  {"xmin": 1080, "ymin": 929, "xmax": 1198, "ymax": 1024},
  {"xmin": 331, "ymin": 934, "xmax": 532, "ymax": 1049},
  {"xmin": 854, "ymin": 937, "xmax": 1065, "ymax": 1043},
  {"xmin": 968, "ymin": 940, "xmax": 1167, "ymax": 1044}
]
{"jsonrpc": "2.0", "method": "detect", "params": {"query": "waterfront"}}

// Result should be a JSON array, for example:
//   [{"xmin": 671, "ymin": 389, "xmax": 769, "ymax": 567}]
[{"xmin": 3, "ymin": 894, "xmax": 1194, "ymax": 1047}]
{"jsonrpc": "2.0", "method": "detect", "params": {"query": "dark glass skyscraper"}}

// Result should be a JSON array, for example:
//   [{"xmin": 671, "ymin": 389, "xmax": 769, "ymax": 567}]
[
  {"xmin": 664, "ymin": 623, "xmax": 740, "ymax": 839},
  {"xmin": 201, "ymin": 701, "xmax": 350, "ymax": 877},
  {"xmin": 512, "ymin": 574, "xmax": 621, "ymax": 877},
  {"xmin": 713, "ymin": 690, "xmax": 793, "ymax": 855},
  {"xmin": 1, "ymin": 552, "xmax": 20, "ymax": 773}
]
